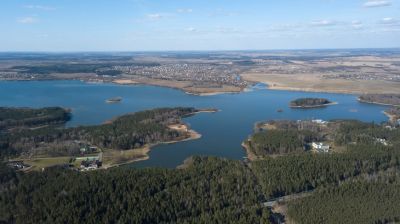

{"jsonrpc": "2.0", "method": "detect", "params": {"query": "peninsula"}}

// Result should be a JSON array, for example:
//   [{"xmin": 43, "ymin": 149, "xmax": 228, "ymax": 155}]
[
  {"xmin": 1, "ymin": 107, "xmax": 210, "ymax": 170},
  {"xmin": 358, "ymin": 94, "xmax": 400, "ymax": 106}
]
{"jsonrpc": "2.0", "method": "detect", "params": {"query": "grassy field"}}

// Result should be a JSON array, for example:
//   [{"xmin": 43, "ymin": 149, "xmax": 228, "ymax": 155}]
[
  {"xmin": 101, "ymin": 147, "xmax": 150, "ymax": 168},
  {"xmin": 23, "ymin": 157, "xmax": 72, "ymax": 171}
]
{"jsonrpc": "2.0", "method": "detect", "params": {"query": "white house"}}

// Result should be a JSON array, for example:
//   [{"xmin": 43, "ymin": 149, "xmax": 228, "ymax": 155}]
[
  {"xmin": 375, "ymin": 138, "xmax": 388, "ymax": 146},
  {"xmin": 312, "ymin": 142, "xmax": 330, "ymax": 153}
]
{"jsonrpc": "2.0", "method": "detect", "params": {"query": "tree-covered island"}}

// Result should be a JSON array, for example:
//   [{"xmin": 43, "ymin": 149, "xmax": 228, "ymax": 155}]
[{"xmin": 290, "ymin": 97, "xmax": 334, "ymax": 108}]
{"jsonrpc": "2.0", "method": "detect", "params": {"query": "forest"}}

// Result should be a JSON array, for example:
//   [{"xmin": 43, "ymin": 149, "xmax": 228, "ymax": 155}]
[
  {"xmin": 287, "ymin": 180, "xmax": 400, "ymax": 223},
  {"xmin": 1, "ymin": 109, "xmax": 400, "ymax": 223},
  {"xmin": 0, "ymin": 157, "xmax": 271, "ymax": 224},
  {"xmin": 0, "ymin": 107, "xmax": 70, "ymax": 132},
  {"xmin": 0, "ymin": 107, "xmax": 197, "ymax": 159},
  {"xmin": 289, "ymin": 98, "xmax": 332, "ymax": 108}
]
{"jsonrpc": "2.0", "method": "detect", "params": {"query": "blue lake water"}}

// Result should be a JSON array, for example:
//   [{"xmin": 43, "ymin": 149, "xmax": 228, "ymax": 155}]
[{"xmin": 0, "ymin": 80, "xmax": 390, "ymax": 168}]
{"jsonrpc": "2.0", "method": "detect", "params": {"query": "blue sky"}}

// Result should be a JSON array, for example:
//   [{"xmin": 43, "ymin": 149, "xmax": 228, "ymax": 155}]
[{"xmin": 0, "ymin": 0, "xmax": 399, "ymax": 51}]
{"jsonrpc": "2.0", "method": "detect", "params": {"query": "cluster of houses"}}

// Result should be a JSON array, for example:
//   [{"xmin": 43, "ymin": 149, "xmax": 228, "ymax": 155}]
[{"xmin": 80, "ymin": 157, "xmax": 102, "ymax": 171}]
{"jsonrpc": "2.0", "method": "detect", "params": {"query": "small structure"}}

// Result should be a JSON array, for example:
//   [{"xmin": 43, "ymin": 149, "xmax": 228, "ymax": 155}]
[
  {"xmin": 8, "ymin": 161, "xmax": 30, "ymax": 170},
  {"xmin": 79, "ymin": 145, "xmax": 98, "ymax": 155},
  {"xmin": 312, "ymin": 142, "xmax": 330, "ymax": 153}
]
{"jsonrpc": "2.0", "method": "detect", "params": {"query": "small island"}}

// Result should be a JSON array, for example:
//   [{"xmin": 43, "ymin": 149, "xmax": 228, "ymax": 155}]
[
  {"xmin": 106, "ymin": 97, "xmax": 122, "ymax": 103},
  {"xmin": 290, "ymin": 98, "xmax": 334, "ymax": 108}
]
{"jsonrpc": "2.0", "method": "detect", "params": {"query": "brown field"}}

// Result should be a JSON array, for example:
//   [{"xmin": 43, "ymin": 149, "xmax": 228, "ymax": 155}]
[
  {"xmin": 119, "ymin": 75, "xmax": 242, "ymax": 95},
  {"xmin": 242, "ymin": 73, "xmax": 400, "ymax": 94}
]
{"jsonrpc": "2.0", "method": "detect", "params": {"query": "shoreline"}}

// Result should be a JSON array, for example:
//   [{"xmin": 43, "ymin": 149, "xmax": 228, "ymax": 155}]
[
  {"xmin": 4, "ymin": 78, "xmax": 398, "ymax": 97},
  {"xmin": 185, "ymin": 90, "xmax": 242, "ymax": 96},
  {"xmin": 102, "ymin": 124, "xmax": 202, "ymax": 169},
  {"xmin": 241, "ymin": 140, "xmax": 257, "ymax": 161},
  {"xmin": 383, "ymin": 111, "xmax": 397, "ymax": 123},
  {"xmin": 358, "ymin": 98, "xmax": 400, "ymax": 107}
]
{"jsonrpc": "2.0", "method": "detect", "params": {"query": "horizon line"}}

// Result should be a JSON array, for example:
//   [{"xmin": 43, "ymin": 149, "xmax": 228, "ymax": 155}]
[{"xmin": 1, "ymin": 47, "xmax": 400, "ymax": 54}]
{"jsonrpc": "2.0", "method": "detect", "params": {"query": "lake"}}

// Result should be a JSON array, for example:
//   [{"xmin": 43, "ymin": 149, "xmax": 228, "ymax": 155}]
[{"xmin": 0, "ymin": 80, "xmax": 390, "ymax": 168}]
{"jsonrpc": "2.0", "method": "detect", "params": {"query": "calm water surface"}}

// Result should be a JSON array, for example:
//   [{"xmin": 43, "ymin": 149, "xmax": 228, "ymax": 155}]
[{"xmin": 0, "ymin": 80, "xmax": 390, "ymax": 168}]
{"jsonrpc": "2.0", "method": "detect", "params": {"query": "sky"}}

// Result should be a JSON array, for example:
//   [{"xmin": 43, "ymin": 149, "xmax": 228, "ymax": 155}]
[{"xmin": 0, "ymin": 0, "xmax": 399, "ymax": 51}]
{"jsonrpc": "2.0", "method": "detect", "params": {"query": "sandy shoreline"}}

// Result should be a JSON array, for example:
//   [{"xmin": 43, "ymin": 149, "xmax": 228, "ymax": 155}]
[
  {"xmin": 241, "ymin": 140, "xmax": 258, "ymax": 161},
  {"xmin": 383, "ymin": 111, "xmax": 397, "ymax": 123},
  {"xmin": 112, "ymin": 79, "xmax": 139, "ymax": 85}
]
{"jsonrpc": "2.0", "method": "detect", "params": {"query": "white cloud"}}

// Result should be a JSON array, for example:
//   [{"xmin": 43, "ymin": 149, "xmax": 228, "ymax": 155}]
[
  {"xmin": 23, "ymin": 5, "xmax": 55, "ymax": 10},
  {"xmin": 363, "ymin": 1, "xmax": 391, "ymax": 8},
  {"xmin": 146, "ymin": 14, "xmax": 164, "ymax": 20},
  {"xmin": 351, "ymin": 20, "xmax": 363, "ymax": 29},
  {"xmin": 186, "ymin": 27, "xmax": 197, "ymax": 32},
  {"xmin": 379, "ymin": 17, "xmax": 400, "ymax": 26},
  {"xmin": 311, "ymin": 20, "xmax": 336, "ymax": 27},
  {"xmin": 215, "ymin": 26, "xmax": 240, "ymax": 33},
  {"xmin": 381, "ymin": 17, "xmax": 394, "ymax": 23},
  {"xmin": 17, "ymin": 17, "xmax": 38, "ymax": 24},
  {"xmin": 177, "ymin": 8, "xmax": 193, "ymax": 13}
]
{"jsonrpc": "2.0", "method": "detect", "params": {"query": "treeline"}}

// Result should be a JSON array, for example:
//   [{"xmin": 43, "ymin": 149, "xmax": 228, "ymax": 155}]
[
  {"xmin": 359, "ymin": 94, "xmax": 400, "ymax": 106},
  {"xmin": 0, "ymin": 107, "xmax": 197, "ymax": 158},
  {"xmin": 248, "ymin": 129, "xmax": 320, "ymax": 155},
  {"xmin": 13, "ymin": 64, "xmax": 118, "ymax": 75},
  {"xmin": 11, "ymin": 62, "xmax": 160, "ymax": 76},
  {"xmin": 287, "ymin": 180, "xmax": 400, "ymax": 224},
  {"xmin": 290, "ymin": 98, "xmax": 331, "ymax": 107},
  {"xmin": 0, "ymin": 107, "xmax": 70, "ymax": 131},
  {"xmin": 0, "ymin": 157, "xmax": 270, "ymax": 224}
]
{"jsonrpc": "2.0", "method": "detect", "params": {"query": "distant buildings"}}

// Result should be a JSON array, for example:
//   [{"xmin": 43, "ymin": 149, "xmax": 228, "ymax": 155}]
[{"xmin": 312, "ymin": 119, "xmax": 328, "ymax": 125}]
